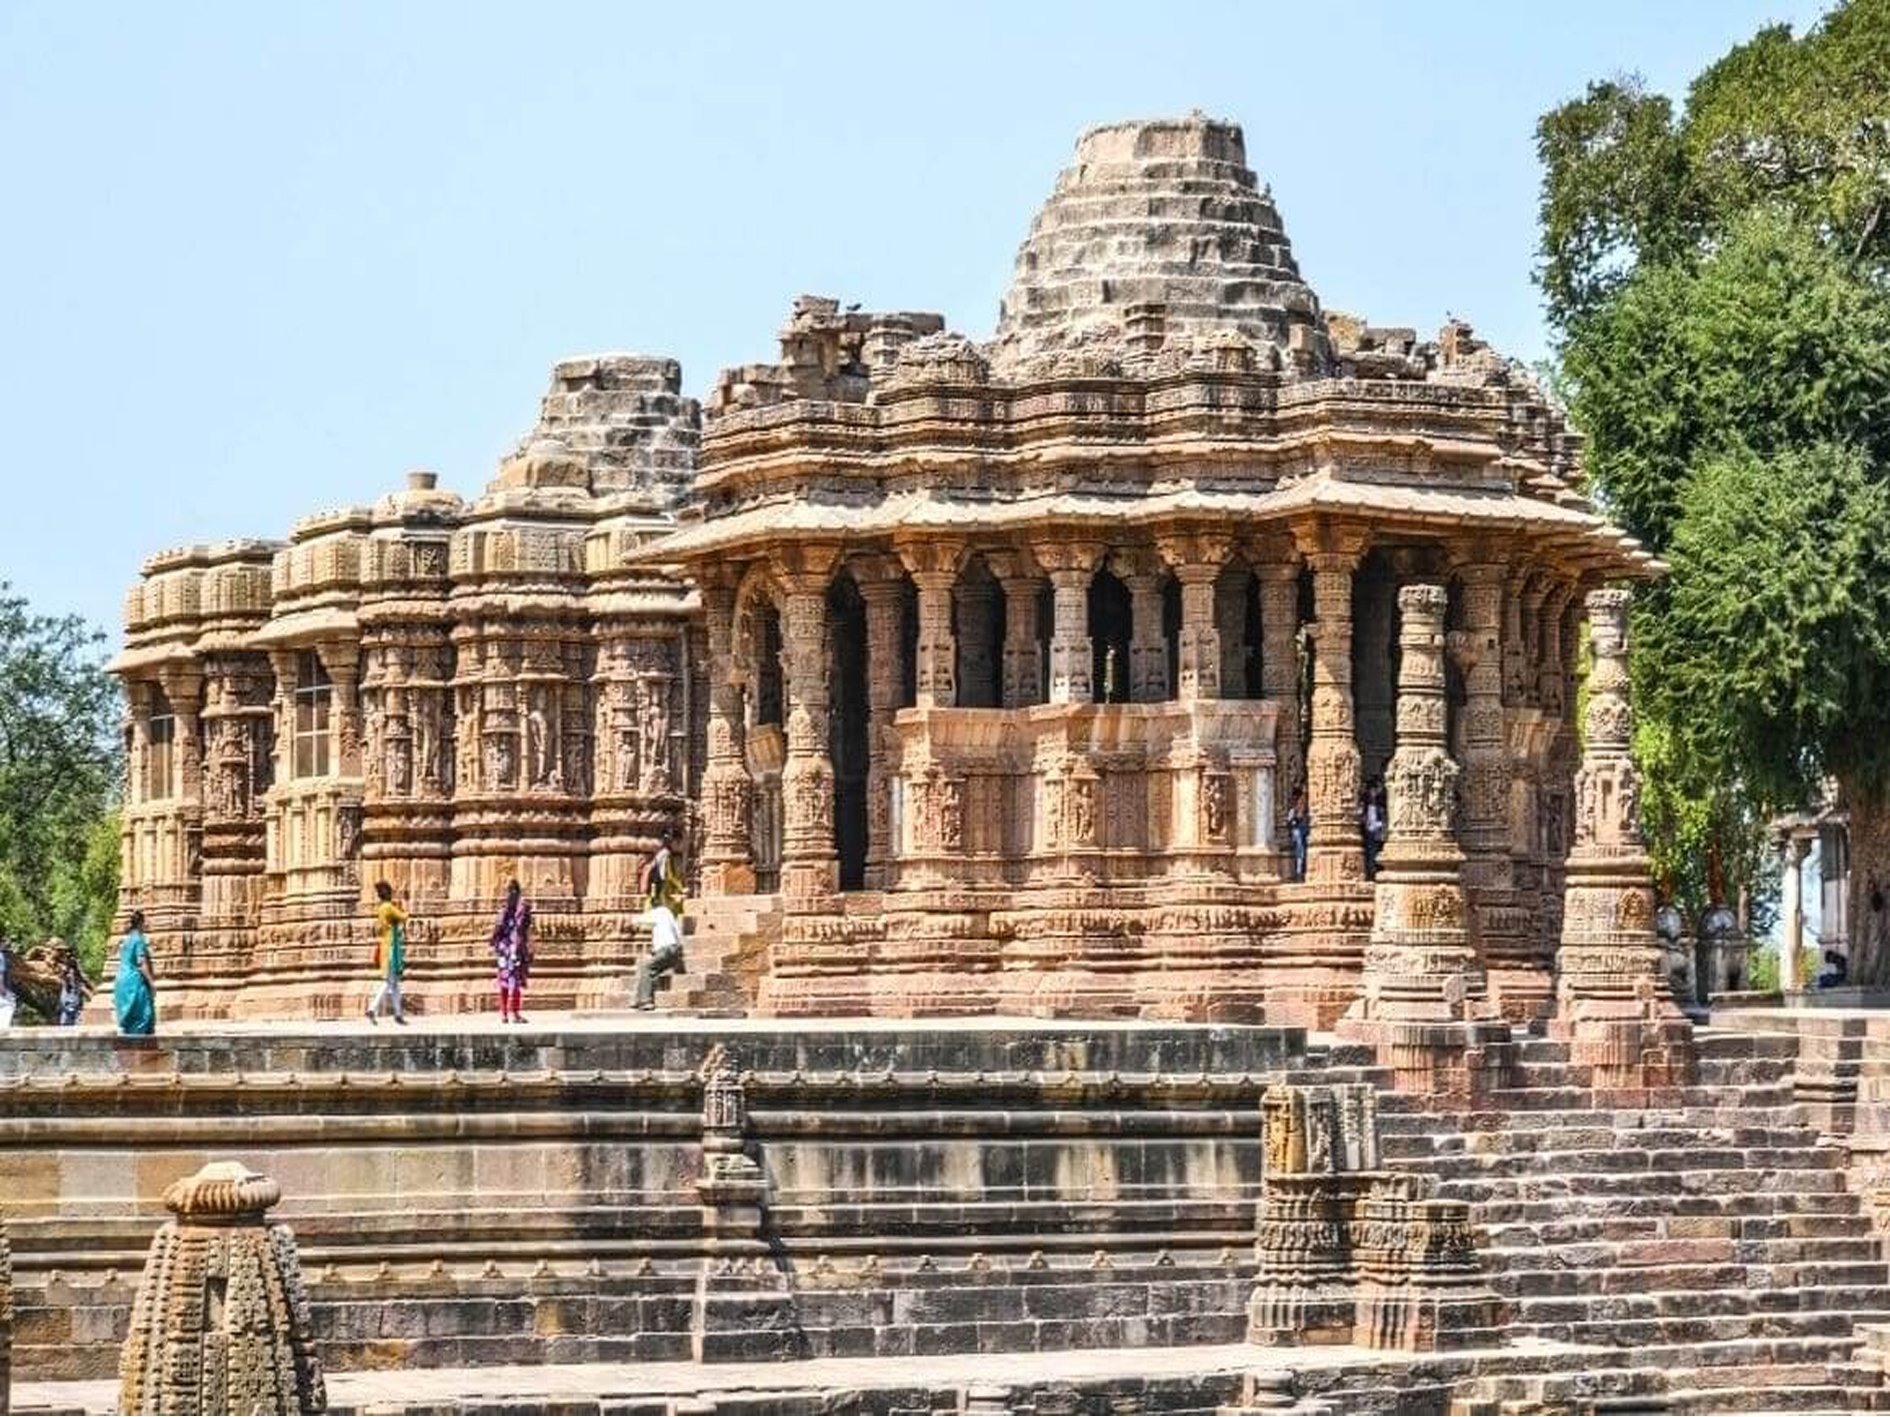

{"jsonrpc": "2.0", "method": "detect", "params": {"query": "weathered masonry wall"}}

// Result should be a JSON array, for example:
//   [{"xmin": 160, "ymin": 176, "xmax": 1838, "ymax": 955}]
[{"xmin": 0, "ymin": 1023, "xmax": 1309, "ymax": 1380}]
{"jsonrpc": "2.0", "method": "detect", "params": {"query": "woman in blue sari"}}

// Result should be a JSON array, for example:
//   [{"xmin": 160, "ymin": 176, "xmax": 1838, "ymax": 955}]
[{"xmin": 113, "ymin": 910, "xmax": 156, "ymax": 1036}]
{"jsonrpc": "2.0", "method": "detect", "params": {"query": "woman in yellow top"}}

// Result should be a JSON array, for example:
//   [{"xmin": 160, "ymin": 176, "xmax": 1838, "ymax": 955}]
[{"xmin": 366, "ymin": 879, "xmax": 408, "ymax": 1025}]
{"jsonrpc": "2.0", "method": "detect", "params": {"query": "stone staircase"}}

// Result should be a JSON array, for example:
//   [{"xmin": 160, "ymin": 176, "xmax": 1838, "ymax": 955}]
[
  {"xmin": 1377, "ymin": 1029, "xmax": 1890, "ymax": 1413},
  {"xmin": 654, "ymin": 894, "xmax": 780, "ymax": 1014}
]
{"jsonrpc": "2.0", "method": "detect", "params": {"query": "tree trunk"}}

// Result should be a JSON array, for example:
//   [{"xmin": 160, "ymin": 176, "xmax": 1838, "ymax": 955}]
[{"xmin": 1845, "ymin": 781, "xmax": 1890, "ymax": 990}]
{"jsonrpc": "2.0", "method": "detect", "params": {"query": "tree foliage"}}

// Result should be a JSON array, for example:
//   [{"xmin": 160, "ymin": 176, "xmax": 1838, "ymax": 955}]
[
  {"xmin": 1537, "ymin": 0, "xmax": 1890, "ymax": 929},
  {"xmin": 0, "ymin": 585, "xmax": 122, "ymax": 975},
  {"xmin": 1539, "ymin": 0, "xmax": 1890, "ymax": 333}
]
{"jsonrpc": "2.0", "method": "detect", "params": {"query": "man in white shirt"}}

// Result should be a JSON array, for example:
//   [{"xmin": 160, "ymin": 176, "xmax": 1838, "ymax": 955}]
[{"xmin": 633, "ymin": 903, "xmax": 685, "ymax": 1011}]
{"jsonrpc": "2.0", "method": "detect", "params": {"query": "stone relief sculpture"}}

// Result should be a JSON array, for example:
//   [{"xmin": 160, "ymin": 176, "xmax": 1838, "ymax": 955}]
[
  {"xmin": 525, "ymin": 688, "xmax": 555, "ymax": 789},
  {"xmin": 639, "ymin": 676, "xmax": 671, "ymax": 792}
]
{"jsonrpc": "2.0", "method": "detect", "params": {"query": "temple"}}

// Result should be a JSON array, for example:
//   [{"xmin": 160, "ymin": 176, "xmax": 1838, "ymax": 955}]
[{"xmin": 111, "ymin": 113, "xmax": 1680, "ymax": 1086}]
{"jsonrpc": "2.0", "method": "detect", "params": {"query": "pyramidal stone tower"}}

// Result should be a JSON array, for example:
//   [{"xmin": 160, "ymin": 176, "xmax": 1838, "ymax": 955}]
[{"xmin": 991, "ymin": 112, "xmax": 1333, "ymax": 373}]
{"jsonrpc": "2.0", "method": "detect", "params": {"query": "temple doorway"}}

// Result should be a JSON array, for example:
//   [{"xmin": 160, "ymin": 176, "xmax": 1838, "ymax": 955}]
[{"xmin": 828, "ymin": 573, "xmax": 870, "ymax": 890}]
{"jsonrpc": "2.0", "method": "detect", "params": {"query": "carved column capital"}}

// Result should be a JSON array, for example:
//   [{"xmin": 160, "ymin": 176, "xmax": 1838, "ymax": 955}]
[
  {"xmin": 894, "ymin": 538, "xmax": 964, "ymax": 580},
  {"xmin": 1033, "ymin": 539, "xmax": 1104, "ymax": 578},
  {"xmin": 1156, "ymin": 531, "xmax": 1234, "ymax": 579}
]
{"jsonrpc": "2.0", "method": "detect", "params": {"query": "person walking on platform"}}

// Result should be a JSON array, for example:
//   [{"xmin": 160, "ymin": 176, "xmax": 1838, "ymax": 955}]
[
  {"xmin": 490, "ymin": 879, "xmax": 533, "ymax": 1024},
  {"xmin": 366, "ymin": 880, "xmax": 409, "ymax": 1026},
  {"xmin": 113, "ymin": 911, "xmax": 157, "ymax": 1036}
]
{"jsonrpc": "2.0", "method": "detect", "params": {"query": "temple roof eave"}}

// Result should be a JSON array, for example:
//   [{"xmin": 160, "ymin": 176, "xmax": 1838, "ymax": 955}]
[{"xmin": 628, "ymin": 478, "xmax": 1656, "ymax": 580}]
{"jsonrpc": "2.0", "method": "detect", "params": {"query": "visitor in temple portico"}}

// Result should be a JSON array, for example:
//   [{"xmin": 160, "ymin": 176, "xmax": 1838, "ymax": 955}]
[{"xmin": 1288, "ymin": 783, "xmax": 1310, "ymax": 882}]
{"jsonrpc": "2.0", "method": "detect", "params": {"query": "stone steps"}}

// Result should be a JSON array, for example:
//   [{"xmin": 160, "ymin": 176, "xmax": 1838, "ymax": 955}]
[
  {"xmin": 1436, "ymin": 1167, "xmax": 1854, "ymax": 1202},
  {"xmin": 1410, "ymin": 1145, "xmax": 1849, "ymax": 1180},
  {"xmin": 1481, "ymin": 1218, "xmax": 1877, "ymax": 1249},
  {"xmin": 1479, "ymin": 1258, "xmax": 1890, "ymax": 1298}
]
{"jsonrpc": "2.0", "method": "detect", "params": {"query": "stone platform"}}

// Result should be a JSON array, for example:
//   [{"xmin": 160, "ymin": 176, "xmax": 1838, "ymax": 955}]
[{"xmin": 11, "ymin": 1014, "xmax": 1890, "ymax": 1413}]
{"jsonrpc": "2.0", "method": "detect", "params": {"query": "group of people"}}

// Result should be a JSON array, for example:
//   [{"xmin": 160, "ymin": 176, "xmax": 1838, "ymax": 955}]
[
  {"xmin": 358, "ymin": 830, "xmax": 690, "ymax": 1026},
  {"xmin": 0, "ymin": 934, "xmax": 90, "ymax": 1029},
  {"xmin": 1282, "ymin": 776, "xmax": 1391, "ymax": 883}
]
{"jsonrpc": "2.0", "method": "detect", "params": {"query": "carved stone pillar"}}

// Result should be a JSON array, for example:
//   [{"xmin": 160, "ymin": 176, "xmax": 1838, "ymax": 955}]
[
  {"xmin": 700, "ymin": 572, "xmax": 755, "ymax": 896},
  {"xmin": 1551, "ymin": 588, "xmax": 1694, "ymax": 1091},
  {"xmin": 1340, "ymin": 584, "xmax": 1510, "ymax": 1096},
  {"xmin": 857, "ymin": 561, "xmax": 908, "ymax": 889},
  {"xmin": 1452, "ymin": 562, "xmax": 1509, "ymax": 873},
  {"xmin": 990, "ymin": 552, "xmax": 1044, "ymax": 708},
  {"xmin": 1299, "ymin": 527, "xmax": 1366, "ymax": 884},
  {"xmin": 900, "ymin": 542, "xmax": 960, "ymax": 709},
  {"xmin": 777, "ymin": 550, "xmax": 840, "ymax": 901},
  {"xmin": 1160, "ymin": 533, "xmax": 1231, "ymax": 703},
  {"xmin": 1257, "ymin": 557, "xmax": 1303, "ymax": 853},
  {"xmin": 1039, "ymin": 543, "xmax": 1101, "ymax": 704},
  {"xmin": 1116, "ymin": 551, "xmax": 1170, "ymax": 703}
]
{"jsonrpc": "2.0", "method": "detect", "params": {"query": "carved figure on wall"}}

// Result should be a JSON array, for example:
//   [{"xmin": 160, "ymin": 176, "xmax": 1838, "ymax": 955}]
[
  {"xmin": 639, "ymin": 676, "xmax": 672, "ymax": 793},
  {"xmin": 1070, "ymin": 775, "xmax": 1097, "ymax": 845},
  {"xmin": 336, "ymin": 805, "xmax": 361, "ymax": 861},
  {"xmin": 525, "ymin": 688, "xmax": 554, "ymax": 788},
  {"xmin": 490, "ymin": 733, "xmax": 517, "ymax": 790},
  {"xmin": 1203, "ymin": 773, "xmax": 1229, "ymax": 841},
  {"xmin": 387, "ymin": 728, "xmax": 412, "ymax": 797},
  {"xmin": 362, "ymin": 702, "xmax": 385, "ymax": 795},
  {"xmin": 939, "ymin": 775, "xmax": 965, "ymax": 850},
  {"xmin": 413, "ymin": 695, "xmax": 442, "ymax": 792},
  {"xmin": 1616, "ymin": 766, "xmax": 1640, "ymax": 840},
  {"xmin": 456, "ymin": 691, "xmax": 481, "ymax": 792},
  {"xmin": 208, "ymin": 718, "xmax": 249, "ymax": 818},
  {"xmin": 614, "ymin": 701, "xmax": 638, "ymax": 792}
]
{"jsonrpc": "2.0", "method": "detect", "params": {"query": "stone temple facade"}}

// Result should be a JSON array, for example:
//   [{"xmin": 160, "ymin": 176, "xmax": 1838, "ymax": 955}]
[{"xmin": 112, "ymin": 113, "xmax": 1681, "ymax": 1086}]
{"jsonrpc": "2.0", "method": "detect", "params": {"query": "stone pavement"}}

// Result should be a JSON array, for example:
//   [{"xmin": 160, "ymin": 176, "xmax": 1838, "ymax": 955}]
[{"xmin": 15, "ymin": 1336, "xmax": 1572, "ymax": 1415}]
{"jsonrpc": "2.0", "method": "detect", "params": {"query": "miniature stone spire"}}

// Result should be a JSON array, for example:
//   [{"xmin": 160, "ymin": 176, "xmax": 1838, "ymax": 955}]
[
  {"xmin": 1550, "ymin": 589, "xmax": 1693, "ymax": 1089},
  {"xmin": 118, "ymin": 1162, "xmax": 325, "ymax": 1416}
]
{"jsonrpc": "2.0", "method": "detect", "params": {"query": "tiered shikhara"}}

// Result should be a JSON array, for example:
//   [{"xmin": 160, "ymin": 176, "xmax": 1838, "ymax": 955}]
[{"xmin": 113, "ymin": 114, "xmax": 1688, "ymax": 1089}]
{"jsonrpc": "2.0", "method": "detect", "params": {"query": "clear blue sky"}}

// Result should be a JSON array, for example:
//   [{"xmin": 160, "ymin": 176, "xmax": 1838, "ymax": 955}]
[{"xmin": 0, "ymin": 1, "xmax": 1828, "ymax": 641}]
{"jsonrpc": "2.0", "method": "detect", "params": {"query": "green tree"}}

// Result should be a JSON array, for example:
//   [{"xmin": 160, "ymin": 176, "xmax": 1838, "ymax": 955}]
[
  {"xmin": 0, "ymin": 585, "xmax": 122, "ymax": 977},
  {"xmin": 1537, "ymin": 0, "xmax": 1890, "ymax": 969}
]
